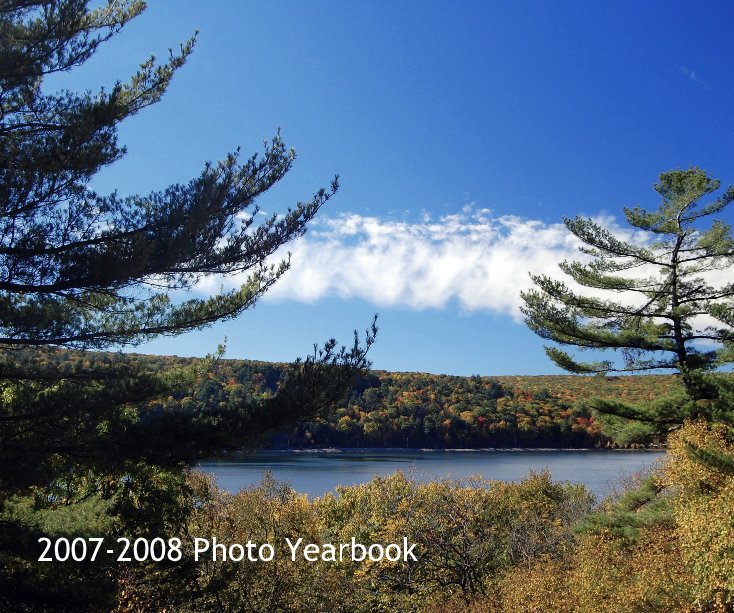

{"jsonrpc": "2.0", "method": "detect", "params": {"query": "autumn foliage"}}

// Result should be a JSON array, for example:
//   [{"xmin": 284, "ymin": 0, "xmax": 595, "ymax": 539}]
[{"xmin": 104, "ymin": 351, "xmax": 685, "ymax": 449}]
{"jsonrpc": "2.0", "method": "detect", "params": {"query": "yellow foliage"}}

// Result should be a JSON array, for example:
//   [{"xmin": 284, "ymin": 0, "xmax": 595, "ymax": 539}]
[
  {"xmin": 665, "ymin": 421, "xmax": 734, "ymax": 607},
  {"xmin": 494, "ymin": 555, "xmax": 573, "ymax": 612},
  {"xmin": 486, "ymin": 421, "xmax": 734, "ymax": 613},
  {"xmin": 571, "ymin": 527, "xmax": 695, "ymax": 612}
]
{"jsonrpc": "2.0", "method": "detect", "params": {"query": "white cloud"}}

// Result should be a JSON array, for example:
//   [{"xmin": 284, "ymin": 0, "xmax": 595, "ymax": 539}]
[
  {"xmin": 195, "ymin": 207, "xmax": 734, "ymax": 331},
  {"xmin": 202, "ymin": 209, "xmax": 585, "ymax": 321}
]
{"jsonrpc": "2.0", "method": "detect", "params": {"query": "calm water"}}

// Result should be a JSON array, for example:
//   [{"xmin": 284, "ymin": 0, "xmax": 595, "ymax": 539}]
[{"xmin": 197, "ymin": 450, "xmax": 665, "ymax": 499}]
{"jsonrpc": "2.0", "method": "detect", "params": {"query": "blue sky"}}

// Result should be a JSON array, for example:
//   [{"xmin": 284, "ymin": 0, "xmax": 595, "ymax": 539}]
[{"xmin": 65, "ymin": 1, "xmax": 734, "ymax": 375}]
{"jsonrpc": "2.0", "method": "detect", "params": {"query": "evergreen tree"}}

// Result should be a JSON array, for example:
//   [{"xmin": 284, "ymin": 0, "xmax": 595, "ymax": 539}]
[
  {"xmin": 521, "ymin": 167, "xmax": 734, "ymax": 424},
  {"xmin": 1, "ymin": 1, "xmax": 335, "ymax": 347},
  {"xmin": 523, "ymin": 168, "xmax": 734, "ymax": 599},
  {"xmin": 0, "ymin": 2, "xmax": 375, "ymax": 607}
]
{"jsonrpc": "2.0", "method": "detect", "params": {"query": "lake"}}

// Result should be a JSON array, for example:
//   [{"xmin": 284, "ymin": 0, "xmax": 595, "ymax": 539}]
[{"xmin": 198, "ymin": 449, "xmax": 666, "ymax": 499}]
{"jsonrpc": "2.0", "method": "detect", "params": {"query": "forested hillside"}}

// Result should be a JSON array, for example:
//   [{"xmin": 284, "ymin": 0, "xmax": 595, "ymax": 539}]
[
  {"xmin": 48, "ymin": 349, "xmax": 683, "ymax": 449},
  {"xmin": 284, "ymin": 371, "xmax": 680, "ymax": 449}
]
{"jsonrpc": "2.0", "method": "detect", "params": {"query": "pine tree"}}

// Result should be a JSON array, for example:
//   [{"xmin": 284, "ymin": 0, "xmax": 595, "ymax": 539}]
[
  {"xmin": 523, "ymin": 168, "xmax": 734, "ymax": 602},
  {"xmin": 0, "ymin": 0, "xmax": 378, "ymax": 488},
  {"xmin": 1, "ymin": 1, "xmax": 336, "ymax": 348},
  {"xmin": 0, "ymin": 2, "xmax": 375, "ymax": 607},
  {"xmin": 521, "ymin": 167, "xmax": 734, "ymax": 423}
]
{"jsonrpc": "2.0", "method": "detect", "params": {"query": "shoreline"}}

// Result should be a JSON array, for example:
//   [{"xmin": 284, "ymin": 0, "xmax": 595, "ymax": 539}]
[{"xmin": 206, "ymin": 447, "xmax": 665, "ymax": 458}]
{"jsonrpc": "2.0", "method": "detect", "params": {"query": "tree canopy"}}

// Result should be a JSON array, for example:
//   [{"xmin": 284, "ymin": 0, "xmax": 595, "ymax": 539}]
[
  {"xmin": 521, "ymin": 167, "xmax": 734, "ymax": 414},
  {"xmin": 0, "ymin": 2, "xmax": 375, "ymax": 607},
  {"xmin": 0, "ymin": 0, "xmax": 343, "ymax": 348},
  {"xmin": 0, "ymin": 0, "xmax": 377, "ymax": 477}
]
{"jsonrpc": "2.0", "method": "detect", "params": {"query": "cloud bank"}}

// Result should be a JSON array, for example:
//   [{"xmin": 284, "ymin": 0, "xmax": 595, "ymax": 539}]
[
  {"xmin": 250, "ymin": 208, "xmax": 587, "ymax": 320},
  {"xmin": 196, "ymin": 207, "xmax": 731, "ymax": 329}
]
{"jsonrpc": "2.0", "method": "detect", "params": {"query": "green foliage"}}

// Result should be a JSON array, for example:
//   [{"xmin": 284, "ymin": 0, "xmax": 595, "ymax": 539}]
[
  {"xmin": 111, "ymin": 356, "xmax": 696, "ymax": 449},
  {"xmin": 575, "ymin": 475, "xmax": 674, "ymax": 543},
  {"xmin": 521, "ymin": 168, "xmax": 734, "ymax": 408},
  {"xmin": 493, "ymin": 168, "xmax": 734, "ymax": 610},
  {"xmin": 591, "ymin": 411, "xmax": 659, "ymax": 446},
  {"xmin": 0, "ymin": 0, "xmax": 377, "ymax": 488},
  {"xmin": 0, "ymin": 2, "xmax": 376, "ymax": 608},
  {"xmin": 0, "ymin": 0, "xmax": 340, "ymax": 348},
  {"xmin": 29, "ymin": 353, "xmax": 693, "ymax": 451}
]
